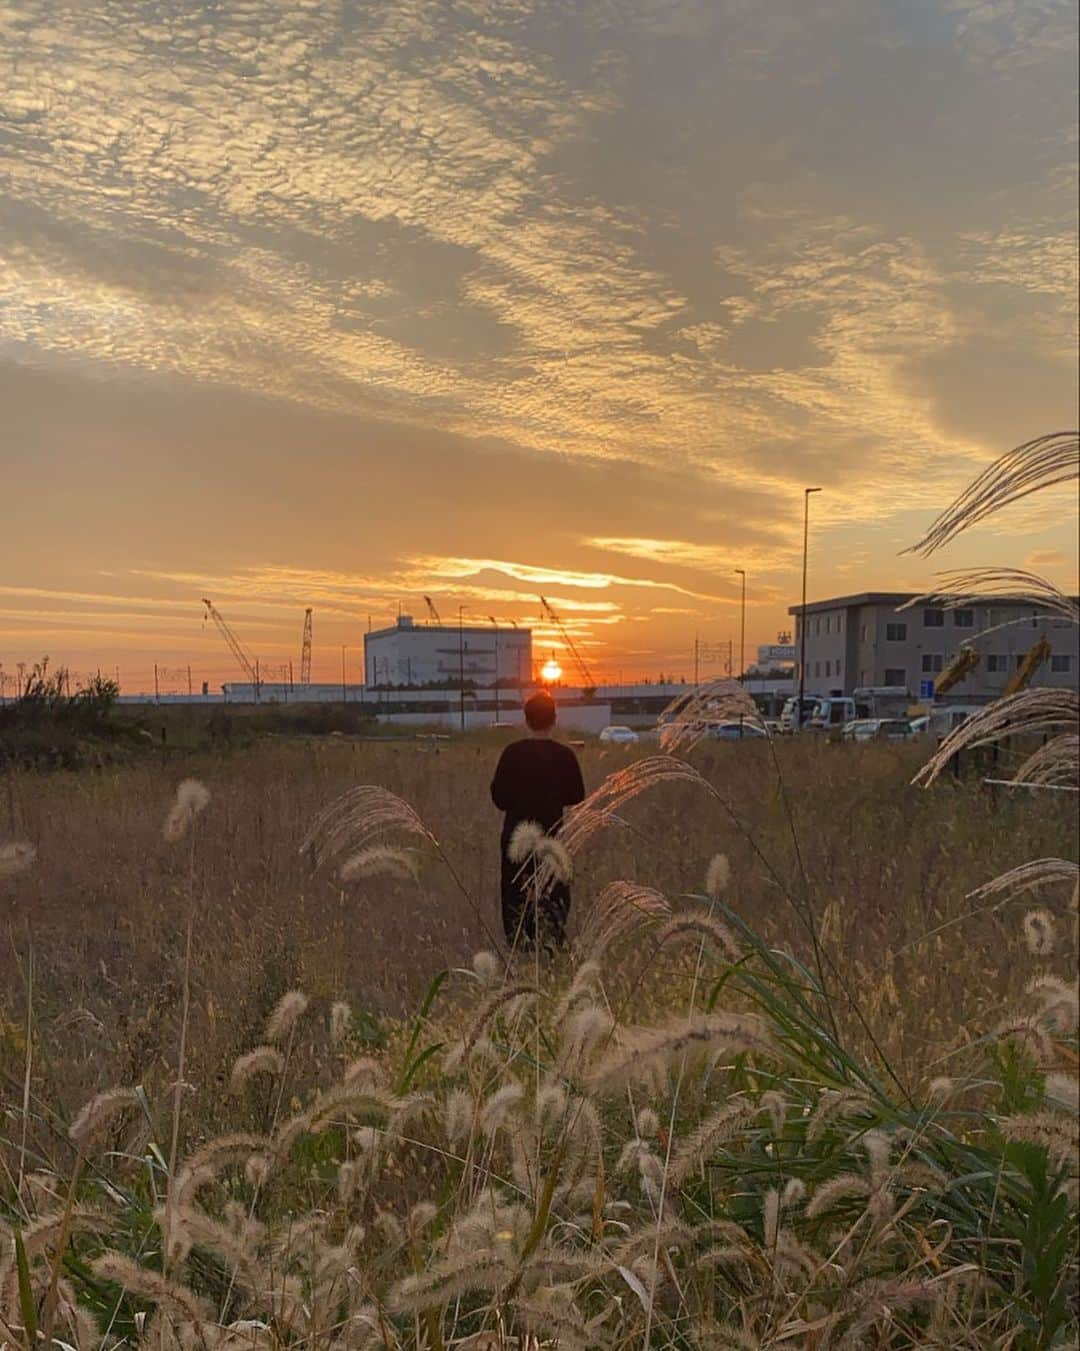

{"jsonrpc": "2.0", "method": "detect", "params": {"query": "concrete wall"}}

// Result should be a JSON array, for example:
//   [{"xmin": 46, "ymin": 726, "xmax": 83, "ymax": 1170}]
[{"xmin": 374, "ymin": 704, "xmax": 613, "ymax": 735}]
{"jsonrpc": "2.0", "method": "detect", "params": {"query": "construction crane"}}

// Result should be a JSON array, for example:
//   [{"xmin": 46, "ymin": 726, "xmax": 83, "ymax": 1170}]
[
  {"xmin": 423, "ymin": 595, "xmax": 442, "ymax": 624},
  {"xmin": 933, "ymin": 644, "xmax": 981, "ymax": 698},
  {"xmin": 539, "ymin": 595, "xmax": 597, "ymax": 698},
  {"xmin": 1004, "ymin": 634, "xmax": 1052, "ymax": 696},
  {"xmin": 202, "ymin": 598, "xmax": 260, "ymax": 698},
  {"xmin": 299, "ymin": 608, "xmax": 313, "ymax": 685}
]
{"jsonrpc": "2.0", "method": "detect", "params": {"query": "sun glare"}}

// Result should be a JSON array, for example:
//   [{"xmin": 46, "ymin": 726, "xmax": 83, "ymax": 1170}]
[{"xmin": 540, "ymin": 656, "xmax": 563, "ymax": 683}]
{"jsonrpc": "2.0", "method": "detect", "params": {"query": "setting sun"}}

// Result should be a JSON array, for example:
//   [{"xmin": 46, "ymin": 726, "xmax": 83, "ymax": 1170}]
[{"xmin": 540, "ymin": 656, "xmax": 563, "ymax": 684}]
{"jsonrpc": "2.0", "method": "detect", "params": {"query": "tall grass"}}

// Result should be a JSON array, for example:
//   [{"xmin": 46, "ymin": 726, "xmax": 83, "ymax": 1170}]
[{"xmin": 0, "ymin": 434, "xmax": 1076, "ymax": 1346}]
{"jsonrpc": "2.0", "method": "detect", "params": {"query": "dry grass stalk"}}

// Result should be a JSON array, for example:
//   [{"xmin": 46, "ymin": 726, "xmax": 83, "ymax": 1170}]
[
  {"xmin": 902, "ymin": 568, "xmax": 1079, "ymax": 626},
  {"xmin": 557, "ymin": 756, "xmax": 717, "ymax": 859},
  {"xmin": 914, "ymin": 688, "xmax": 1080, "ymax": 786},
  {"xmin": 905, "ymin": 432, "xmax": 1079, "ymax": 556},
  {"xmin": 299, "ymin": 784, "xmax": 437, "ymax": 869},
  {"xmin": 969, "ymin": 857, "xmax": 1079, "ymax": 904},
  {"xmin": 576, "ymin": 880, "xmax": 671, "ymax": 962},
  {"xmin": 658, "ymin": 677, "xmax": 763, "ymax": 755}
]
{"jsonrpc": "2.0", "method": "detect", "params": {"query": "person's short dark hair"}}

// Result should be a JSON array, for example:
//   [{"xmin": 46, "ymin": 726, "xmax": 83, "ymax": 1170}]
[{"xmin": 524, "ymin": 690, "xmax": 557, "ymax": 732}]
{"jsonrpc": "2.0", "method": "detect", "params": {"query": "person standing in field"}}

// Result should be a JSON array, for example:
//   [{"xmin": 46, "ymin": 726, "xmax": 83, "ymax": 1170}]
[{"xmin": 490, "ymin": 690, "xmax": 586, "ymax": 952}]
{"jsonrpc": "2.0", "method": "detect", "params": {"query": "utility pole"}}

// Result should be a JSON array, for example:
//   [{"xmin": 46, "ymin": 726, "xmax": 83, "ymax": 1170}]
[
  {"xmin": 154, "ymin": 663, "xmax": 160, "ymax": 703},
  {"xmin": 341, "ymin": 645, "xmax": 347, "ymax": 704},
  {"xmin": 798, "ymin": 487, "xmax": 822, "ymax": 731},
  {"xmin": 458, "ymin": 606, "xmax": 466, "ymax": 732},
  {"xmin": 187, "ymin": 665, "xmax": 193, "ymax": 697}
]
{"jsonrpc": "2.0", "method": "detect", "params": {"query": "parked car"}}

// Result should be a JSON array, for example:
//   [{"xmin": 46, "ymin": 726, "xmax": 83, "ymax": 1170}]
[
  {"xmin": 708, "ymin": 720, "xmax": 768, "ymax": 741},
  {"xmin": 841, "ymin": 718, "xmax": 913, "ymax": 743},
  {"xmin": 598, "ymin": 724, "xmax": 639, "ymax": 745}
]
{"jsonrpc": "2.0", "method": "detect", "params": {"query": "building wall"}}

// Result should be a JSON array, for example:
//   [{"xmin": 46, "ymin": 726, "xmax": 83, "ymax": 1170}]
[
  {"xmin": 792, "ymin": 596, "xmax": 1079, "ymax": 700},
  {"xmin": 364, "ymin": 617, "xmax": 532, "ymax": 687}
]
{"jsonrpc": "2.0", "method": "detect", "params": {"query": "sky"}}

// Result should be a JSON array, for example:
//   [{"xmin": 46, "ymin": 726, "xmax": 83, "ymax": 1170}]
[{"xmin": 1, "ymin": 0, "xmax": 1077, "ymax": 693}]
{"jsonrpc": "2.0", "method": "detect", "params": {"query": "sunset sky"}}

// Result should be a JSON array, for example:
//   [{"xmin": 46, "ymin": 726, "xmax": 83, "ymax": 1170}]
[{"xmin": 2, "ymin": 0, "xmax": 1077, "ymax": 692}]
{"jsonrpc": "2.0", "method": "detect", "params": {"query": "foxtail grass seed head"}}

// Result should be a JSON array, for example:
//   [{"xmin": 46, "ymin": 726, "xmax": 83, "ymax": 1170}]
[
  {"xmin": 244, "ymin": 1153, "xmax": 272, "ymax": 1188},
  {"xmin": 68, "ymin": 1086, "xmax": 140, "ymax": 1151},
  {"xmin": 339, "ymin": 844, "xmax": 419, "ymax": 884},
  {"xmin": 782, "ymin": 1177, "xmax": 806, "ymax": 1209},
  {"xmin": 329, "ymin": 1001, "xmax": 351, "ymax": 1044},
  {"xmin": 1023, "ymin": 908, "xmax": 1056, "ymax": 956},
  {"xmin": 928, "ymin": 1076, "xmax": 956, "ymax": 1103},
  {"xmin": 636, "ymin": 1107, "xmax": 660, "ymax": 1139},
  {"xmin": 705, "ymin": 852, "xmax": 731, "ymax": 900},
  {"xmin": 265, "ymin": 990, "xmax": 309, "ymax": 1043},
  {"xmin": 508, "ymin": 820, "xmax": 544, "ymax": 863},
  {"xmin": 162, "ymin": 778, "xmax": 210, "ymax": 843},
  {"xmin": 0, "ymin": 840, "xmax": 36, "ymax": 878},
  {"xmin": 231, "ymin": 1046, "xmax": 285, "ymax": 1091},
  {"xmin": 472, "ymin": 950, "xmax": 502, "ymax": 985}
]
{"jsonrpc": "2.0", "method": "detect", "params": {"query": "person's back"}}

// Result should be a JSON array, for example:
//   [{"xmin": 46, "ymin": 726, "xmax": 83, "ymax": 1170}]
[{"xmin": 490, "ymin": 691, "xmax": 585, "ymax": 951}]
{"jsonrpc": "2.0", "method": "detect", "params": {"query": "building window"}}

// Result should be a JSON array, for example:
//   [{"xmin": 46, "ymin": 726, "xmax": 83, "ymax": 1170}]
[
  {"xmin": 886, "ymin": 622, "xmax": 907, "ymax": 641},
  {"xmin": 824, "ymin": 616, "xmax": 830, "ymax": 635},
  {"xmin": 953, "ymin": 609, "xmax": 974, "ymax": 628},
  {"xmin": 921, "ymin": 653, "xmax": 944, "ymax": 673},
  {"xmin": 924, "ymin": 608, "xmax": 944, "ymax": 628},
  {"xmin": 1015, "ymin": 654, "xmax": 1026, "ymax": 668},
  {"xmin": 814, "ymin": 661, "xmax": 821, "ymax": 677},
  {"xmin": 860, "ymin": 625, "xmax": 867, "ymax": 642},
  {"xmin": 1051, "ymin": 655, "xmax": 1072, "ymax": 672},
  {"xmin": 837, "ymin": 614, "xmax": 844, "ymax": 632},
  {"xmin": 884, "ymin": 668, "xmax": 906, "ymax": 687},
  {"xmin": 814, "ymin": 618, "xmax": 820, "ymax": 636},
  {"xmin": 986, "ymin": 654, "xmax": 1005, "ymax": 672}
]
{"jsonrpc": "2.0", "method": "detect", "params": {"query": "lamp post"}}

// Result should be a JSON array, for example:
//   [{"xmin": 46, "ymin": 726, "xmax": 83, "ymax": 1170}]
[
  {"xmin": 488, "ymin": 616, "xmax": 500, "ymax": 723},
  {"xmin": 797, "ymin": 488, "xmax": 822, "ymax": 731},
  {"xmin": 458, "ymin": 606, "xmax": 466, "ymax": 732}
]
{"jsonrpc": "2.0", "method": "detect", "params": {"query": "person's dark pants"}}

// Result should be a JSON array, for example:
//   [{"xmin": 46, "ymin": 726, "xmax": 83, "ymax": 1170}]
[{"xmin": 500, "ymin": 850, "xmax": 571, "ymax": 953}]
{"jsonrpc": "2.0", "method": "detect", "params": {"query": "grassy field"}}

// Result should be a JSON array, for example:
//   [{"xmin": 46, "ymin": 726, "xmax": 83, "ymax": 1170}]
[{"xmin": 1, "ymin": 730, "xmax": 1077, "ymax": 1346}]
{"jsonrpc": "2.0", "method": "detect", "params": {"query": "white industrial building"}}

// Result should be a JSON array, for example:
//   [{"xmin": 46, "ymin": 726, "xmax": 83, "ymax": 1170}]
[{"xmin": 364, "ymin": 615, "xmax": 533, "ymax": 688}]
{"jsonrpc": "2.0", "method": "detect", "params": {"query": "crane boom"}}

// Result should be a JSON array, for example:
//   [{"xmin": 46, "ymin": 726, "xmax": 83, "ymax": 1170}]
[
  {"xmin": 299, "ymin": 608, "xmax": 313, "ymax": 685},
  {"xmin": 539, "ymin": 595, "xmax": 596, "ymax": 695},
  {"xmin": 423, "ymin": 595, "xmax": 442, "ymax": 624},
  {"xmin": 1004, "ymin": 634, "xmax": 1051, "ymax": 696},
  {"xmin": 202, "ymin": 598, "xmax": 260, "ymax": 695},
  {"xmin": 934, "ymin": 644, "xmax": 980, "ymax": 698}
]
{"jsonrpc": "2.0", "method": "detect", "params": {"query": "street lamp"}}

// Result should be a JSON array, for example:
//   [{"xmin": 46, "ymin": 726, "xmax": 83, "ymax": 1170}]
[{"xmin": 797, "ymin": 488, "xmax": 822, "ymax": 731}]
